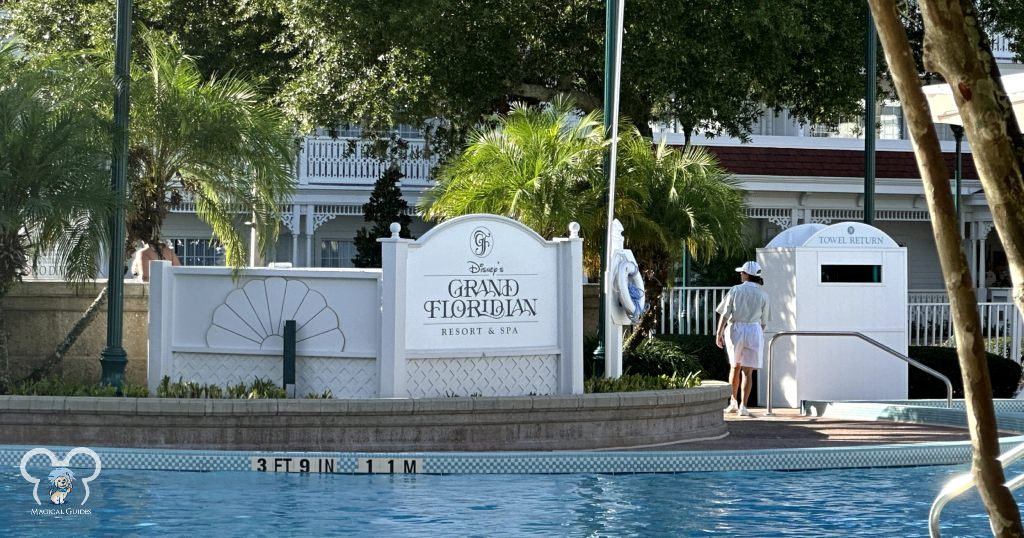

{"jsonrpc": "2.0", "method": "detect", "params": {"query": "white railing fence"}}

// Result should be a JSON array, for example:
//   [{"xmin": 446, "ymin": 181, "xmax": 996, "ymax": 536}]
[
  {"xmin": 909, "ymin": 302, "xmax": 1023, "ymax": 361},
  {"xmin": 909, "ymin": 289, "xmax": 948, "ymax": 303},
  {"xmin": 658, "ymin": 286, "xmax": 730, "ymax": 336},
  {"xmin": 299, "ymin": 136, "xmax": 439, "ymax": 186},
  {"xmin": 658, "ymin": 287, "xmax": 1023, "ymax": 361}
]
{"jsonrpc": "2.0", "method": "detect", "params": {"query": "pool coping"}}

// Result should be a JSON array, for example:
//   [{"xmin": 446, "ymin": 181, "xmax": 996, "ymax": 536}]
[{"xmin": 5, "ymin": 400, "xmax": 1024, "ymax": 475}]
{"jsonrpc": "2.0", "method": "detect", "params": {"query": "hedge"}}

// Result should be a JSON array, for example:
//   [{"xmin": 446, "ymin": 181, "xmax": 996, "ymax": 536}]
[{"xmin": 908, "ymin": 346, "xmax": 1021, "ymax": 399}]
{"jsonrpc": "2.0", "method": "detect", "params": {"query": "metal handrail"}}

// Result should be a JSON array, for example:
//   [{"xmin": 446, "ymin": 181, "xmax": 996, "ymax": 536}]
[
  {"xmin": 764, "ymin": 331, "xmax": 953, "ymax": 416},
  {"xmin": 929, "ymin": 442, "xmax": 1024, "ymax": 537}
]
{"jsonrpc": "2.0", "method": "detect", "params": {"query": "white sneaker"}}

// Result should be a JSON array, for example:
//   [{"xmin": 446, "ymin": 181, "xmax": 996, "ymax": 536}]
[
  {"xmin": 738, "ymin": 405, "xmax": 750, "ymax": 417},
  {"xmin": 724, "ymin": 400, "xmax": 739, "ymax": 414}
]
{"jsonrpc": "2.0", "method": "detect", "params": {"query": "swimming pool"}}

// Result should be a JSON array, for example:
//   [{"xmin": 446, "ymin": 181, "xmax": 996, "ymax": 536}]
[{"xmin": 0, "ymin": 464, "xmax": 1006, "ymax": 537}]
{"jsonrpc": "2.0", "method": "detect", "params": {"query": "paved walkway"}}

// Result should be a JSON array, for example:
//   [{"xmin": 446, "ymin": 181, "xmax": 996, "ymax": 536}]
[{"xmin": 645, "ymin": 407, "xmax": 980, "ymax": 451}]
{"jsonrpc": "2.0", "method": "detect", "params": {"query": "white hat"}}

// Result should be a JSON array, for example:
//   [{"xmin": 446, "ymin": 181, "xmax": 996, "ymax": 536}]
[{"xmin": 735, "ymin": 261, "xmax": 762, "ymax": 275}]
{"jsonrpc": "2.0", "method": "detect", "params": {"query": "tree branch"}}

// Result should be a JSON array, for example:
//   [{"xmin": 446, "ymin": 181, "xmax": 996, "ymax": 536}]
[{"xmin": 511, "ymin": 83, "xmax": 602, "ymax": 112}]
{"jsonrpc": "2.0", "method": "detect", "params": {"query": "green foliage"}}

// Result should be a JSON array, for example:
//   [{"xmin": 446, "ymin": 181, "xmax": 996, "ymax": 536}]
[
  {"xmin": 656, "ymin": 334, "xmax": 732, "ymax": 382},
  {"xmin": 10, "ymin": 30, "xmax": 297, "ymax": 272},
  {"xmin": 121, "ymin": 30, "xmax": 296, "ymax": 269},
  {"xmin": 352, "ymin": 165, "xmax": 414, "ymax": 267},
  {"xmin": 422, "ymin": 100, "xmax": 747, "ymax": 302},
  {"xmin": 624, "ymin": 338, "xmax": 701, "ymax": 377},
  {"xmin": 6, "ymin": 378, "xmax": 148, "ymax": 397},
  {"xmin": 304, "ymin": 389, "xmax": 334, "ymax": 399},
  {"xmin": 0, "ymin": 43, "xmax": 113, "ymax": 297},
  {"xmin": 585, "ymin": 372, "xmax": 703, "ymax": 393},
  {"xmin": 272, "ymin": 0, "xmax": 870, "ymax": 148},
  {"xmin": 908, "ymin": 346, "xmax": 1022, "ymax": 399},
  {"xmin": 420, "ymin": 97, "xmax": 604, "ymax": 241},
  {"xmin": 158, "ymin": 376, "xmax": 287, "ymax": 399},
  {"xmin": 2, "ymin": 0, "xmax": 291, "ymax": 94},
  {"xmin": 689, "ymin": 247, "xmax": 759, "ymax": 286}
]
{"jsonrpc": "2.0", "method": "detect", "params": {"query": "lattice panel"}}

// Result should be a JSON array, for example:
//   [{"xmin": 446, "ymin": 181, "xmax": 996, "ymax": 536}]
[
  {"xmin": 297, "ymin": 357, "xmax": 377, "ymax": 398},
  {"xmin": 171, "ymin": 353, "xmax": 281, "ymax": 387},
  {"xmin": 406, "ymin": 355, "xmax": 559, "ymax": 398}
]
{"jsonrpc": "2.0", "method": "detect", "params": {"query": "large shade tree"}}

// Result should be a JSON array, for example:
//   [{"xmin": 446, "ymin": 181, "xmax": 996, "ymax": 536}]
[{"xmin": 4, "ymin": 0, "xmax": 884, "ymax": 152}]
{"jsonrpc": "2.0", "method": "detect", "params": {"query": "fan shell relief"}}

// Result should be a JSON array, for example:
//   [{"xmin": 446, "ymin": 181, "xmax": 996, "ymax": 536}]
[{"xmin": 206, "ymin": 278, "xmax": 345, "ymax": 352}]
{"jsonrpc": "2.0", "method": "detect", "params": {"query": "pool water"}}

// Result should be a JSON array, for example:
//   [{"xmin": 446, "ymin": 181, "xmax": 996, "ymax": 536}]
[{"xmin": 0, "ymin": 464, "xmax": 1008, "ymax": 537}]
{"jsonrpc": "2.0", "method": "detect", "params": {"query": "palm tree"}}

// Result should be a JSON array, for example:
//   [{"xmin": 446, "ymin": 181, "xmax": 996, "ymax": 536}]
[
  {"xmin": 123, "ymin": 30, "xmax": 296, "ymax": 267},
  {"xmin": 0, "ymin": 43, "xmax": 113, "ymax": 385},
  {"xmin": 421, "ymin": 99, "xmax": 747, "ymax": 335},
  {"xmin": 601, "ymin": 130, "xmax": 747, "ymax": 333},
  {"xmin": 420, "ymin": 97, "xmax": 605, "ymax": 240}
]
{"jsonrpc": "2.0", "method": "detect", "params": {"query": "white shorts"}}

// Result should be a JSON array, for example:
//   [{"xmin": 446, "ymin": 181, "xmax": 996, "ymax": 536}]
[{"xmin": 726, "ymin": 322, "xmax": 764, "ymax": 369}]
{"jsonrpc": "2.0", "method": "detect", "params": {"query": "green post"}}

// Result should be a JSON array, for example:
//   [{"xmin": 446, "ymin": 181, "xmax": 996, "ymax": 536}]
[
  {"xmin": 864, "ymin": 8, "xmax": 877, "ymax": 226},
  {"xmin": 593, "ymin": 0, "xmax": 620, "ymax": 366},
  {"xmin": 951, "ymin": 125, "xmax": 964, "ymax": 226},
  {"xmin": 283, "ymin": 320, "xmax": 296, "ymax": 398},
  {"xmin": 100, "ymin": 0, "xmax": 133, "ymax": 392}
]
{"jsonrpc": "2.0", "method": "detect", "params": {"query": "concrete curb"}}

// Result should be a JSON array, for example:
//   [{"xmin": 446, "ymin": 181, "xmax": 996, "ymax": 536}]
[{"xmin": 0, "ymin": 382, "xmax": 730, "ymax": 451}]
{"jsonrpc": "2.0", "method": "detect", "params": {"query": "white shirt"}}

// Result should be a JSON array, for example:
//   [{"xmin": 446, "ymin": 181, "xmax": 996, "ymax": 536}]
[{"xmin": 716, "ymin": 281, "xmax": 770, "ymax": 325}]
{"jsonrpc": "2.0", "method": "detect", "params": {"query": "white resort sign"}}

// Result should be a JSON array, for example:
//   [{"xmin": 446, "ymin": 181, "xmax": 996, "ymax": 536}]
[{"xmin": 404, "ymin": 217, "xmax": 558, "ymax": 351}]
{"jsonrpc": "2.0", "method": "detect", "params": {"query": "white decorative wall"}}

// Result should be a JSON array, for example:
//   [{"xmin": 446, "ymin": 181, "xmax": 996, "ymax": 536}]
[
  {"xmin": 148, "ymin": 214, "xmax": 584, "ymax": 399},
  {"xmin": 406, "ymin": 355, "xmax": 559, "ymax": 398}
]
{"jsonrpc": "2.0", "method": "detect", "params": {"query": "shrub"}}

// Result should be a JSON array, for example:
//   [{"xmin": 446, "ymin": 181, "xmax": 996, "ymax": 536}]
[
  {"xmin": 158, "ymin": 376, "xmax": 286, "ymax": 399},
  {"xmin": 585, "ymin": 372, "xmax": 703, "ymax": 393},
  {"xmin": 655, "ymin": 334, "xmax": 730, "ymax": 381},
  {"xmin": 5, "ymin": 378, "xmax": 149, "ymax": 397},
  {"xmin": 623, "ymin": 338, "xmax": 700, "ymax": 377},
  {"xmin": 908, "ymin": 346, "xmax": 1021, "ymax": 399}
]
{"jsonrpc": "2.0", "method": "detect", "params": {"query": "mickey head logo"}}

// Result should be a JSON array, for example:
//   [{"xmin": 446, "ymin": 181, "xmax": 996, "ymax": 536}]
[{"xmin": 20, "ymin": 447, "xmax": 102, "ymax": 505}]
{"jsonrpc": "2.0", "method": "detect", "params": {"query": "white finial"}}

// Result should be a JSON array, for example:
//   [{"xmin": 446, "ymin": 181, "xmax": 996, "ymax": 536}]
[
  {"xmin": 389, "ymin": 222, "xmax": 401, "ymax": 237},
  {"xmin": 568, "ymin": 222, "xmax": 580, "ymax": 238},
  {"xmin": 611, "ymin": 218, "xmax": 624, "ymax": 237}
]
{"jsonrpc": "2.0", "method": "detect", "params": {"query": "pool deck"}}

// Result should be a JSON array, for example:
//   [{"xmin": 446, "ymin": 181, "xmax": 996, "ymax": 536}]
[{"xmin": 647, "ymin": 407, "xmax": 981, "ymax": 452}]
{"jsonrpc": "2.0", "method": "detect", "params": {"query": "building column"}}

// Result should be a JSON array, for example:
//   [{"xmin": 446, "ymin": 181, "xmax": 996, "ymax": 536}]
[
  {"xmin": 291, "ymin": 205, "xmax": 301, "ymax": 266},
  {"xmin": 305, "ymin": 204, "xmax": 314, "ymax": 267}
]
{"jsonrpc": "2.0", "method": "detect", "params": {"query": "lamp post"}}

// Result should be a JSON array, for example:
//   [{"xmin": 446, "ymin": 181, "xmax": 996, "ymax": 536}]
[
  {"xmin": 99, "ymin": 0, "xmax": 132, "ymax": 392},
  {"xmin": 951, "ymin": 124, "xmax": 964, "ymax": 226},
  {"xmin": 592, "ymin": 0, "xmax": 625, "ymax": 370},
  {"xmin": 864, "ymin": 9, "xmax": 877, "ymax": 226}
]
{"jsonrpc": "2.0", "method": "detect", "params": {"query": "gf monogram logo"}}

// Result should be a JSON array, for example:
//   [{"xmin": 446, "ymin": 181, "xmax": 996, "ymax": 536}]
[{"xmin": 471, "ymin": 227, "xmax": 493, "ymax": 258}]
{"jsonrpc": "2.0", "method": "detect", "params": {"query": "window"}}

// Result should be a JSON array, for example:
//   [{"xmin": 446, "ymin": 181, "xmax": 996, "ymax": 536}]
[
  {"xmin": 320, "ymin": 239, "xmax": 357, "ymax": 268},
  {"xmin": 171, "ymin": 238, "xmax": 225, "ymax": 266},
  {"xmin": 820, "ymin": 264, "xmax": 882, "ymax": 283}
]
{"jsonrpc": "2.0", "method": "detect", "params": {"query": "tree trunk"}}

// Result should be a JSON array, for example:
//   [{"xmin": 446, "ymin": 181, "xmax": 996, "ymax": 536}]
[
  {"xmin": 0, "ymin": 304, "xmax": 10, "ymax": 391},
  {"xmin": 22, "ymin": 286, "xmax": 108, "ymax": 383},
  {"xmin": 920, "ymin": 0, "xmax": 1024, "ymax": 320},
  {"xmin": 868, "ymin": 1, "xmax": 1024, "ymax": 535}
]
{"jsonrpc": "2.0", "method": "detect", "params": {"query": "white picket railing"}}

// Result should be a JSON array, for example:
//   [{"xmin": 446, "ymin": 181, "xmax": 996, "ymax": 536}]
[
  {"xmin": 909, "ymin": 302, "xmax": 1023, "ymax": 361},
  {"xmin": 298, "ymin": 136, "xmax": 439, "ymax": 186},
  {"xmin": 658, "ymin": 286, "xmax": 730, "ymax": 336},
  {"xmin": 658, "ymin": 287, "xmax": 1023, "ymax": 361}
]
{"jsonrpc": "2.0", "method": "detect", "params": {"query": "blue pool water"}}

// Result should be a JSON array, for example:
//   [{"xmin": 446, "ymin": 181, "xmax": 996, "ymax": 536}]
[{"xmin": 0, "ymin": 464, "xmax": 1007, "ymax": 537}]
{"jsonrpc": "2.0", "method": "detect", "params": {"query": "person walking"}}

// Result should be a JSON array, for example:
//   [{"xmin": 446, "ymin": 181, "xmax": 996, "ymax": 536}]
[{"xmin": 715, "ymin": 261, "xmax": 770, "ymax": 417}]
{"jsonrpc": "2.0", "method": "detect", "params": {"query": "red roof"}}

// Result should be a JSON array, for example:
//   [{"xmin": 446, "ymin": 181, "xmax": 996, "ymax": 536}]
[{"xmin": 702, "ymin": 146, "xmax": 978, "ymax": 180}]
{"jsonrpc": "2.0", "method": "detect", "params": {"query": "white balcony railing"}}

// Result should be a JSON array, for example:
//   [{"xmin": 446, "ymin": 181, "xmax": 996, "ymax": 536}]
[
  {"xmin": 657, "ymin": 287, "xmax": 1022, "ymax": 361},
  {"xmin": 298, "ymin": 136, "xmax": 439, "ymax": 187}
]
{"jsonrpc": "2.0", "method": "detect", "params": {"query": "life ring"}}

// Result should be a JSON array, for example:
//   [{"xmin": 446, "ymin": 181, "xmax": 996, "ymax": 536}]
[{"xmin": 613, "ymin": 254, "xmax": 646, "ymax": 324}]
